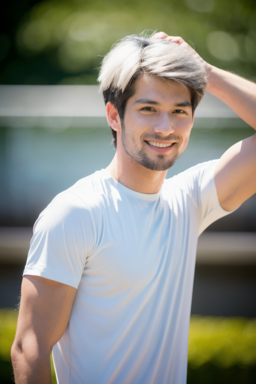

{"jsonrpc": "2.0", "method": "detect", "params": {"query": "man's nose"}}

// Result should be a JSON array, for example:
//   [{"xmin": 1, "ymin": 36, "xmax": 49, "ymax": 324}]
[{"xmin": 153, "ymin": 112, "xmax": 174, "ymax": 135}]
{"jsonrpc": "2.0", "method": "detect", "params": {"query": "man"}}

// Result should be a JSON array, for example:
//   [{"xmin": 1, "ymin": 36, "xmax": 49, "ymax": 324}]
[{"xmin": 11, "ymin": 32, "xmax": 256, "ymax": 383}]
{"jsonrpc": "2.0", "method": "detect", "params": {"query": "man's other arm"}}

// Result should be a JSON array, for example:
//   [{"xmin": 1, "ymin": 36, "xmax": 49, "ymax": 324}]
[
  {"xmin": 11, "ymin": 275, "xmax": 77, "ymax": 384},
  {"xmin": 205, "ymin": 66, "xmax": 256, "ymax": 211}
]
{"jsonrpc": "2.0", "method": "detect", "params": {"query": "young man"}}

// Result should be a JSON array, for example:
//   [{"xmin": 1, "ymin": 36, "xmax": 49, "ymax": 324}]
[{"xmin": 12, "ymin": 32, "xmax": 256, "ymax": 384}]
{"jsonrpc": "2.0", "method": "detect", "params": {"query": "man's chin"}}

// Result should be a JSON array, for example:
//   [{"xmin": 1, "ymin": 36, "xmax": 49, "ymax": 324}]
[
  {"xmin": 122, "ymin": 142, "xmax": 180, "ymax": 171},
  {"xmin": 138, "ymin": 156, "xmax": 178, "ymax": 171}
]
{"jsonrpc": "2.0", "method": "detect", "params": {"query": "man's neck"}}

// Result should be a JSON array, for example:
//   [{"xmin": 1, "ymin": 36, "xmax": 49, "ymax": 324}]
[{"xmin": 106, "ymin": 153, "xmax": 167, "ymax": 195}]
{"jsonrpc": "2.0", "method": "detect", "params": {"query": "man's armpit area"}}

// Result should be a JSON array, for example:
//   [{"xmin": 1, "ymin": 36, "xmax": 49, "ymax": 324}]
[{"xmin": 214, "ymin": 136, "xmax": 256, "ymax": 212}]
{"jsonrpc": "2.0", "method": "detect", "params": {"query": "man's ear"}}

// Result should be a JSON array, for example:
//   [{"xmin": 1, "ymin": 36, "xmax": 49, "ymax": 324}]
[{"xmin": 106, "ymin": 102, "xmax": 121, "ymax": 132}]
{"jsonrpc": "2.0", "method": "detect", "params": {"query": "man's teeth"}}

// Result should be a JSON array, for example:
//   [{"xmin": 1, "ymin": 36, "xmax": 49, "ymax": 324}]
[{"xmin": 148, "ymin": 141, "xmax": 173, "ymax": 148}]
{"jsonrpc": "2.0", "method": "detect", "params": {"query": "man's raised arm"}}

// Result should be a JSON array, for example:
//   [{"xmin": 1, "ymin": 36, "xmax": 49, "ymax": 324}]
[
  {"xmin": 11, "ymin": 276, "xmax": 76, "ymax": 384},
  {"xmin": 205, "ymin": 65, "xmax": 256, "ymax": 130},
  {"xmin": 153, "ymin": 32, "xmax": 256, "ymax": 212},
  {"xmin": 205, "ymin": 63, "xmax": 256, "ymax": 211}
]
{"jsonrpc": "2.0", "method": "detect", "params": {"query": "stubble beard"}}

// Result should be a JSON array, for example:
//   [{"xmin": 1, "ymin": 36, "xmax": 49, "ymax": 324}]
[{"xmin": 121, "ymin": 122, "xmax": 181, "ymax": 171}]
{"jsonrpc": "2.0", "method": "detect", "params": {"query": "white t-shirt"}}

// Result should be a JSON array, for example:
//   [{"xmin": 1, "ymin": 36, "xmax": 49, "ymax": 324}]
[{"xmin": 24, "ymin": 160, "xmax": 232, "ymax": 384}]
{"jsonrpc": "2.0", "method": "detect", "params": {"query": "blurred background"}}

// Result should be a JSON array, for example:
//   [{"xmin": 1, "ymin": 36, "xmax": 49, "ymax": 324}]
[{"xmin": 0, "ymin": 0, "xmax": 256, "ymax": 382}]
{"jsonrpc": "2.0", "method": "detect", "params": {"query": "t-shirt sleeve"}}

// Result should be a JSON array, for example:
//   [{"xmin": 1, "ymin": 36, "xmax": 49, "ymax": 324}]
[
  {"xmin": 196, "ymin": 159, "xmax": 235, "ymax": 235},
  {"xmin": 23, "ymin": 193, "xmax": 95, "ymax": 288},
  {"xmin": 169, "ymin": 159, "xmax": 237, "ymax": 236}
]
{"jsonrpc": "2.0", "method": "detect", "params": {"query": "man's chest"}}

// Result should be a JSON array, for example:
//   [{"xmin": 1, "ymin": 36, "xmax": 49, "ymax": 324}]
[{"xmin": 82, "ymin": 196, "xmax": 199, "ymax": 293}]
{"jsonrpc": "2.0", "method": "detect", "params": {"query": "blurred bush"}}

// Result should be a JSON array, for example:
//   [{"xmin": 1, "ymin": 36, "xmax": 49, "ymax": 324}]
[
  {"xmin": 1, "ymin": 309, "xmax": 255, "ymax": 383},
  {"xmin": 188, "ymin": 316, "xmax": 256, "ymax": 383},
  {"xmin": 0, "ymin": 0, "xmax": 256, "ymax": 85}
]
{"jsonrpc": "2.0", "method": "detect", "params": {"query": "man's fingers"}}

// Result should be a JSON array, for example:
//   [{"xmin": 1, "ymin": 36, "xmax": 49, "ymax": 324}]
[
  {"xmin": 151, "ymin": 32, "xmax": 168, "ymax": 40},
  {"xmin": 152, "ymin": 33, "xmax": 185, "ymax": 46},
  {"xmin": 166, "ymin": 36, "xmax": 184, "ymax": 45},
  {"xmin": 151, "ymin": 32, "xmax": 202, "ymax": 62}
]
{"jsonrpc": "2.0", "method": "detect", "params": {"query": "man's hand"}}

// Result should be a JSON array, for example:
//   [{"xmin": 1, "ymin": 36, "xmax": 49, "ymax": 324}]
[
  {"xmin": 152, "ymin": 31, "xmax": 208, "ymax": 73},
  {"xmin": 11, "ymin": 276, "xmax": 77, "ymax": 384}
]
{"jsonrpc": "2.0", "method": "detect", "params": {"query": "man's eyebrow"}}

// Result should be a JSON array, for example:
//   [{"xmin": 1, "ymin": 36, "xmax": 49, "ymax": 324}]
[
  {"xmin": 174, "ymin": 102, "xmax": 192, "ymax": 107},
  {"xmin": 134, "ymin": 99, "xmax": 192, "ymax": 107},
  {"xmin": 134, "ymin": 99, "xmax": 159, "ymax": 105}
]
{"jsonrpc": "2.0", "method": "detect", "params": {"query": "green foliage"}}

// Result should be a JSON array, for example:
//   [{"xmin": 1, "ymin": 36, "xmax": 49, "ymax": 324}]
[
  {"xmin": 0, "ymin": 309, "xmax": 255, "ymax": 383},
  {"xmin": 189, "ymin": 316, "xmax": 256, "ymax": 367},
  {"xmin": 187, "ymin": 316, "xmax": 256, "ymax": 383},
  {"xmin": 1, "ymin": 0, "xmax": 256, "ymax": 84},
  {"xmin": 17, "ymin": 0, "xmax": 255, "ymax": 77}
]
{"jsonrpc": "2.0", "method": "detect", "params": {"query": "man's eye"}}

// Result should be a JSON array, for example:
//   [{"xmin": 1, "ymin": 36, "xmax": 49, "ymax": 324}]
[
  {"xmin": 141, "ymin": 107, "xmax": 155, "ymax": 112},
  {"xmin": 173, "ymin": 109, "xmax": 186, "ymax": 114}
]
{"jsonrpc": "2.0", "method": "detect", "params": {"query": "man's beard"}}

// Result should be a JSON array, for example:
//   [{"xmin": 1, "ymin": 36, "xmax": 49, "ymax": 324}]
[
  {"xmin": 129, "ymin": 147, "xmax": 178, "ymax": 171},
  {"xmin": 121, "ymin": 122, "xmax": 181, "ymax": 171}
]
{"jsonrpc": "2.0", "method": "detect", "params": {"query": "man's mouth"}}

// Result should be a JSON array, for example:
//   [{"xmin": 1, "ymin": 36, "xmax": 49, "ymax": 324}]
[
  {"xmin": 144, "ymin": 140, "xmax": 176, "ymax": 153},
  {"xmin": 147, "ymin": 141, "xmax": 174, "ymax": 148}
]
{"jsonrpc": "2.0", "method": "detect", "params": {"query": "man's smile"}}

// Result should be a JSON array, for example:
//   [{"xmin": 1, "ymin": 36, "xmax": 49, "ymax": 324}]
[
  {"xmin": 147, "ymin": 141, "xmax": 174, "ymax": 148},
  {"xmin": 145, "ymin": 140, "xmax": 176, "ymax": 153}
]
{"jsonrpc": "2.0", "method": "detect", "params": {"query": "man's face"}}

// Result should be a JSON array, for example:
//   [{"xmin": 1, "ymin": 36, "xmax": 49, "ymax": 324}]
[{"xmin": 120, "ymin": 74, "xmax": 194, "ymax": 171}]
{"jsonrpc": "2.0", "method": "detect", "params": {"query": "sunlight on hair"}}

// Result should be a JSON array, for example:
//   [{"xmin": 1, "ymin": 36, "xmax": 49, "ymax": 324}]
[{"xmin": 98, "ymin": 32, "xmax": 206, "ymax": 97}]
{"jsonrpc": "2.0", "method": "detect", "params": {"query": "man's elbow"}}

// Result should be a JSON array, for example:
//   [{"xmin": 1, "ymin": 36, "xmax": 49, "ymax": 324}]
[
  {"xmin": 11, "ymin": 339, "xmax": 23, "ymax": 375},
  {"xmin": 11, "ymin": 335, "xmax": 52, "ymax": 384},
  {"xmin": 11, "ymin": 335, "xmax": 50, "ymax": 362},
  {"xmin": 11, "ymin": 339, "xmax": 21, "ymax": 361}
]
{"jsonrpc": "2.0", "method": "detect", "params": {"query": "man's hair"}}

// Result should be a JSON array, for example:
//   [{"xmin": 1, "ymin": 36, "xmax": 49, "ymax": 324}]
[{"xmin": 98, "ymin": 33, "xmax": 207, "ymax": 148}]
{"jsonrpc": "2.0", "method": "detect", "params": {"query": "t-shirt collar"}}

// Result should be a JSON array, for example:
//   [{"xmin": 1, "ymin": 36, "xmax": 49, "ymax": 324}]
[{"xmin": 100, "ymin": 169, "xmax": 161, "ymax": 202}]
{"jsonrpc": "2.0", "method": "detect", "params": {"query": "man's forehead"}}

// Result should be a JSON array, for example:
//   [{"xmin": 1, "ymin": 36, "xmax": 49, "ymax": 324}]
[{"xmin": 131, "ymin": 74, "xmax": 192, "ymax": 103}]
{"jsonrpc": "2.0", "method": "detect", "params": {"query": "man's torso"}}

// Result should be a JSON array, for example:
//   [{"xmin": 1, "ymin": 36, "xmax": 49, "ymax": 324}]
[{"xmin": 24, "ymin": 161, "xmax": 229, "ymax": 384}]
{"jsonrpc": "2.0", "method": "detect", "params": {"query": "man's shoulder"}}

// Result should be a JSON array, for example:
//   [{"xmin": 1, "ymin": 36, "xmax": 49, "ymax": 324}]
[
  {"xmin": 37, "ymin": 170, "xmax": 108, "ymax": 227},
  {"xmin": 163, "ymin": 160, "xmax": 219, "ymax": 205},
  {"xmin": 68, "ymin": 169, "xmax": 105, "ymax": 197},
  {"xmin": 52, "ymin": 169, "xmax": 107, "ymax": 207},
  {"xmin": 165, "ymin": 160, "xmax": 218, "ymax": 188}
]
